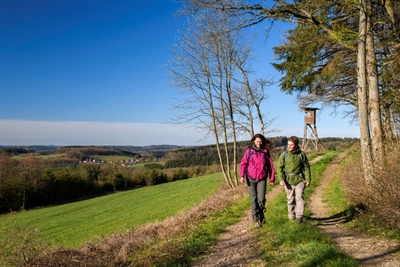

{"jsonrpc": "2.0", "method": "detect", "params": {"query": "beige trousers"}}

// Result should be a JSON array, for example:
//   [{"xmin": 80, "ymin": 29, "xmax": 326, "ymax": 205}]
[{"xmin": 284, "ymin": 181, "xmax": 305, "ymax": 219}]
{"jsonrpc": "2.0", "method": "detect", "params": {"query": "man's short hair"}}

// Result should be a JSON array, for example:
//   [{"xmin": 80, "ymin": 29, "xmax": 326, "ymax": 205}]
[{"xmin": 288, "ymin": 136, "xmax": 299, "ymax": 146}]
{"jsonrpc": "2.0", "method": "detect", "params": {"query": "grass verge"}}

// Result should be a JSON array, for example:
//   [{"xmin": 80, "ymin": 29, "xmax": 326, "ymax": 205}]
[{"xmin": 324, "ymin": 152, "xmax": 400, "ymax": 241}]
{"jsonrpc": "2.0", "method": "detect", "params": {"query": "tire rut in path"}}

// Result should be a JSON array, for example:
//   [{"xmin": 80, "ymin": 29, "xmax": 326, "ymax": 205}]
[{"xmin": 308, "ymin": 151, "xmax": 400, "ymax": 267}]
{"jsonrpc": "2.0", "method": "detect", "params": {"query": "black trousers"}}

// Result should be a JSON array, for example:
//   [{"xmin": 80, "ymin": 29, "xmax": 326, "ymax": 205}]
[{"xmin": 246, "ymin": 177, "xmax": 266, "ymax": 222}]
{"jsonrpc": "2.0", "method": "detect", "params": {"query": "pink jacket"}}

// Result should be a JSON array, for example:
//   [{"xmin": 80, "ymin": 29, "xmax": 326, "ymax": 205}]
[{"xmin": 240, "ymin": 147, "xmax": 275, "ymax": 181}]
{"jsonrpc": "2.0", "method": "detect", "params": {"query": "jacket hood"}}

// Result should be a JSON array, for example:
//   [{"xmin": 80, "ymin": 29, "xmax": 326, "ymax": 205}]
[
  {"xmin": 289, "ymin": 148, "xmax": 301, "ymax": 155},
  {"xmin": 251, "ymin": 146, "xmax": 267, "ymax": 152}
]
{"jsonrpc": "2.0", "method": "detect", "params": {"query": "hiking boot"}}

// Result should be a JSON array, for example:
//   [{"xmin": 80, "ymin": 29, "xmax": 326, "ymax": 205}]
[
  {"xmin": 259, "ymin": 214, "xmax": 266, "ymax": 224},
  {"xmin": 254, "ymin": 221, "xmax": 261, "ymax": 229}
]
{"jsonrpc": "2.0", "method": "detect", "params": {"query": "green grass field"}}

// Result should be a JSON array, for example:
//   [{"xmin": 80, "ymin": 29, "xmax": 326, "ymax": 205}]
[
  {"xmin": 96, "ymin": 155, "xmax": 135, "ymax": 162},
  {"xmin": 0, "ymin": 173, "xmax": 225, "ymax": 248}
]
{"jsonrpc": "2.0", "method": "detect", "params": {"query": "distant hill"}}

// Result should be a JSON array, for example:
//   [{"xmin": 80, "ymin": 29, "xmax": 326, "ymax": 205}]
[
  {"xmin": 108, "ymin": 145, "xmax": 186, "ymax": 152},
  {"xmin": 0, "ymin": 145, "xmax": 59, "ymax": 153},
  {"xmin": 0, "ymin": 144, "xmax": 186, "ymax": 154},
  {"xmin": 0, "ymin": 137, "xmax": 358, "ymax": 158}
]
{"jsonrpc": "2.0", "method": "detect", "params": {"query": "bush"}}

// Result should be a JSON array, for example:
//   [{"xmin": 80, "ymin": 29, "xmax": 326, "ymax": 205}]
[
  {"xmin": 144, "ymin": 163, "xmax": 164, "ymax": 170},
  {"xmin": 144, "ymin": 170, "xmax": 168, "ymax": 186},
  {"xmin": 0, "ymin": 218, "xmax": 49, "ymax": 267},
  {"xmin": 130, "ymin": 169, "xmax": 147, "ymax": 187},
  {"xmin": 171, "ymin": 168, "xmax": 189, "ymax": 181},
  {"xmin": 342, "ymin": 141, "xmax": 400, "ymax": 230}
]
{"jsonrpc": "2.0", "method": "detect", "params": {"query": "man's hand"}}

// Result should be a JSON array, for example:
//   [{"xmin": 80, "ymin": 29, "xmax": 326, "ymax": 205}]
[
  {"xmin": 305, "ymin": 181, "xmax": 310, "ymax": 187},
  {"xmin": 279, "ymin": 180, "xmax": 285, "ymax": 186}
]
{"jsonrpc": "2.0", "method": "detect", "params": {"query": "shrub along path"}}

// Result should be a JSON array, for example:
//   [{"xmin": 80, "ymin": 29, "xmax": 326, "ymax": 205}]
[{"xmin": 192, "ymin": 152, "xmax": 400, "ymax": 267}]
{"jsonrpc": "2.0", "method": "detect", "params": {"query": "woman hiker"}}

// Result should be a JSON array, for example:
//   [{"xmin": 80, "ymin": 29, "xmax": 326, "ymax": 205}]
[{"xmin": 240, "ymin": 133, "xmax": 275, "ymax": 228}]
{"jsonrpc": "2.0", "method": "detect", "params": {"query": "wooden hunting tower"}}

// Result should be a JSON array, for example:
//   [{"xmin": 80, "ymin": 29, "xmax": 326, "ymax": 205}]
[{"xmin": 302, "ymin": 107, "xmax": 324, "ymax": 151}]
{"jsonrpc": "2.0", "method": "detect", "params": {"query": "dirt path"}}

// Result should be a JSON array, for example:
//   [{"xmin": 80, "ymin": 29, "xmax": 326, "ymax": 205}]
[
  {"xmin": 192, "ymin": 153, "xmax": 400, "ymax": 266},
  {"xmin": 191, "ymin": 182, "xmax": 280, "ymax": 267},
  {"xmin": 308, "ymin": 151, "xmax": 400, "ymax": 267},
  {"xmin": 191, "ymin": 156, "xmax": 324, "ymax": 267}
]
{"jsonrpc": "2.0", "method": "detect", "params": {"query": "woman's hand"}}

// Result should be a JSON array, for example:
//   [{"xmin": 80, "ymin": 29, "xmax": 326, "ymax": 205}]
[
  {"xmin": 279, "ymin": 180, "xmax": 285, "ymax": 186},
  {"xmin": 240, "ymin": 177, "xmax": 245, "ymax": 183}
]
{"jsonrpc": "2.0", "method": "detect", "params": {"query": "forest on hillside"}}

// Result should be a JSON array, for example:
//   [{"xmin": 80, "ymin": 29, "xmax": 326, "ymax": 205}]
[
  {"xmin": 163, "ymin": 137, "xmax": 359, "ymax": 167},
  {"xmin": 0, "ymin": 137, "xmax": 357, "ymax": 213}
]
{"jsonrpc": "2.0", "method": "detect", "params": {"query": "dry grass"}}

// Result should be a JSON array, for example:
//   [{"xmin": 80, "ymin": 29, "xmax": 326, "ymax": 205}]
[
  {"xmin": 15, "ymin": 185, "xmax": 246, "ymax": 267},
  {"xmin": 342, "ymin": 141, "xmax": 400, "ymax": 231},
  {"xmin": 0, "ymin": 218, "xmax": 49, "ymax": 267}
]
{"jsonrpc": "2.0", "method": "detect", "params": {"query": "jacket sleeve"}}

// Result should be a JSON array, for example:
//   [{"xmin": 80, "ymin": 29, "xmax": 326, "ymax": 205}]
[
  {"xmin": 303, "ymin": 153, "xmax": 311, "ymax": 182},
  {"xmin": 239, "ymin": 149, "xmax": 250, "ymax": 177},
  {"xmin": 276, "ymin": 153, "xmax": 285, "ymax": 182},
  {"xmin": 266, "ymin": 155, "xmax": 275, "ymax": 182}
]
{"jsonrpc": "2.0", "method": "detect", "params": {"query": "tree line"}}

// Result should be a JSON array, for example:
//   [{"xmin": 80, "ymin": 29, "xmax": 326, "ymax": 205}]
[
  {"xmin": 164, "ymin": 137, "xmax": 358, "ymax": 168},
  {"xmin": 0, "ymin": 153, "xmax": 191, "ymax": 214}
]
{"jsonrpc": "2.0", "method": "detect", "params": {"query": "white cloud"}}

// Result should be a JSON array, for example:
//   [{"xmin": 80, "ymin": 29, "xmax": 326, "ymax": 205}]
[
  {"xmin": 0, "ymin": 119, "xmax": 360, "ymax": 147},
  {"xmin": 0, "ymin": 120, "xmax": 214, "ymax": 146}
]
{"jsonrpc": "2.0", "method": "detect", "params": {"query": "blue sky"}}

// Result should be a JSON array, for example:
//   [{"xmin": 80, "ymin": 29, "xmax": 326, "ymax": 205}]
[{"xmin": 0, "ymin": 0, "xmax": 360, "ymax": 146}]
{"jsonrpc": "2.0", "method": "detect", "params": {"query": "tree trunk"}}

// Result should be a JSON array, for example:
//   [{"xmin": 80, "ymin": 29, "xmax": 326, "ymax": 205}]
[
  {"xmin": 226, "ymin": 68, "xmax": 239, "ymax": 186},
  {"xmin": 357, "ymin": 0, "xmax": 374, "ymax": 181},
  {"xmin": 217, "ymin": 46, "xmax": 235, "ymax": 188},
  {"xmin": 384, "ymin": 104, "xmax": 394, "ymax": 140},
  {"xmin": 366, "ymin": 0, "xmax": 383, "ymax": 166},
  {"xmin": 210, "ymin": 72, "xmax": 233, "ymax": 187}
]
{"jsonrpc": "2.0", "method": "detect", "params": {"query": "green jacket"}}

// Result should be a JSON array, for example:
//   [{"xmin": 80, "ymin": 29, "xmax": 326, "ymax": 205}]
[{"xmin": 277, "ymin": 149, "xmax": 311, "ymax": 185}]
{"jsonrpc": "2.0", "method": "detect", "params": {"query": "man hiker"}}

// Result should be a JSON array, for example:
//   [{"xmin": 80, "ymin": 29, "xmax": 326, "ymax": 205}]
[{"xmin": 277, "ymin": 136, "xmax": 311, "ymax": 223}]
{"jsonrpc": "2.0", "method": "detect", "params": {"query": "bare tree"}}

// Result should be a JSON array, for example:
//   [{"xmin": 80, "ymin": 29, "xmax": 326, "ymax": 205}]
[
  {"xmin": 168, "ymin": 7, "xmax": 276, "ymax": 187},
  {"xmin": 233, "ymin": 78, "xmax": 278, "ymax": 137},
  {"xmin": 168, "ymin": 11, "xmax": 234, "ymax": 187},
  {"xmin": 0, "ymin": 152, "xmax": 18, "ymax": 209},
  {"xmin": 99, "ymin": 158, "xmax": 122, "ymax": 192},
  {"xmin": 179, "ymin": 0, "xmax": 399, "ymax": 181},
  {"xmin": 18, "ymin": 155, "xmax": 43, "ymax": 210}
]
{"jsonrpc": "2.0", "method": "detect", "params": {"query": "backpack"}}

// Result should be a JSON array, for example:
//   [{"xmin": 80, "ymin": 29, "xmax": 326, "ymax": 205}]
[
  {"xmin": 247, "ymin": 149, "xmax": 269, "ymax": 161},
  {"xmin": 282, "ymin": 147, "xmax": 307, "ymax": 186},
  {"xmin": 283, "ymin": 146, "xmax": 306, "ymax": 166}
]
